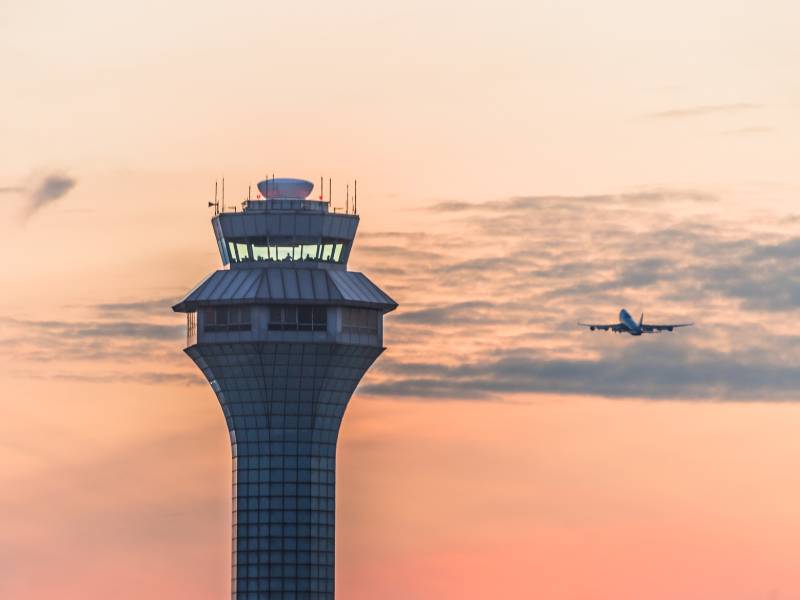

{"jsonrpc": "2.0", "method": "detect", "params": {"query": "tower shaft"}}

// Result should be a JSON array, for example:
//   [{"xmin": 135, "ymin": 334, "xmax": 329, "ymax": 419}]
[{"xmin": 189, "ymin": 343, "xmax": 381, "ymax": 598}]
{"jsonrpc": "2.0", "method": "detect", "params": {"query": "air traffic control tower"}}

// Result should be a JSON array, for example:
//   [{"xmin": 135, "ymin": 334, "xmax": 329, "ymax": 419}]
[{"xmin": 173, "ymin": 177, "xmax": 397, "ymax": 599}]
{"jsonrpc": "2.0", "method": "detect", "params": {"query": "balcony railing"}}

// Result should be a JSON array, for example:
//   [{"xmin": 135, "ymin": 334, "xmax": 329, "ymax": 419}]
[{"xmin": 187, "ymin": 312, "xmax": 197, "ymax": 346}]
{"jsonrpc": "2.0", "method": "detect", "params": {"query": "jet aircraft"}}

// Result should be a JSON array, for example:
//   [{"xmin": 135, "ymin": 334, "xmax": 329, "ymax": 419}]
[{"xmin": 579, "ymin": 308, "xmax": 692, "ymax": 336}]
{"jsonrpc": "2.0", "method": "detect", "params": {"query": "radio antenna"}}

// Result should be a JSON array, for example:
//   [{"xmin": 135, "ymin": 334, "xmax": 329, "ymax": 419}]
[
  {"xmin": 328, "ymin": 178, "xmax": 332, "ymax": 205},
  {"xmin": 222, "ymin": 177, "xmax": 226, "ymax": 213},
  {"xmin": 354, "ymin": 179, "xmax": 358, "ymax": 214},
  {"xmin": 320, "ymin": 176, "xmax": 324, "ymax": 201},
  {"xmin": 209, "ymin": 181, "xmax": 219, "ymax": 215}
]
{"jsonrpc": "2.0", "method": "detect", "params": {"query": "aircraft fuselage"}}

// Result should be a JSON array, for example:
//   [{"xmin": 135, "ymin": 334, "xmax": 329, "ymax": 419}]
[{"xmin": 619, "ymin": 309, "xmax": 642, "ymax": 336}]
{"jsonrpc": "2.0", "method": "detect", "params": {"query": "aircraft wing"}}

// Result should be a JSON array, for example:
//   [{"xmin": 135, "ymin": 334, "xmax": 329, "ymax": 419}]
[
  {"xmin": 578, "ymin": 322, "xmax": 624, "ymax": 332},
  {"xmin": 641, "ymin": 322, "xmax": 693, "ymax": 333}
]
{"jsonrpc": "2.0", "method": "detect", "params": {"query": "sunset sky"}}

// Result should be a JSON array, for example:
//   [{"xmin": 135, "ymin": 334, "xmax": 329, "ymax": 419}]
[{"xmin": 3, "ymin": 1, "xmax": 800, "ymax": 598}]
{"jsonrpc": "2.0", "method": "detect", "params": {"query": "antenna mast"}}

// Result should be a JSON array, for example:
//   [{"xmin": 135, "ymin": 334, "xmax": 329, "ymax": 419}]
[
  {"xmin": 222, "ymin": 178, "xmax": 226, "ymax": 213},
  {"xmin": 354, "ymin": 179, "xmax": 357, "ymax": 214},
  {"xmin": 209, "ymin": 181, "xmax": 219, "ymax": 215}
]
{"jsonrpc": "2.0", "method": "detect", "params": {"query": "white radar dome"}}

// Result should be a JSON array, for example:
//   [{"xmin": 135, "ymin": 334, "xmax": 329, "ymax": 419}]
[{"xmin": 257, "ymin": 178, "xmax": 314, "ymax": 200}]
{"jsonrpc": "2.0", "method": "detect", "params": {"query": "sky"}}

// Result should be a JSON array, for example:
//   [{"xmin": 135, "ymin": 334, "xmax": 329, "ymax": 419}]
[{"xmin": 2, "ymin": 1, "xmax": 800, "ymax": 598}]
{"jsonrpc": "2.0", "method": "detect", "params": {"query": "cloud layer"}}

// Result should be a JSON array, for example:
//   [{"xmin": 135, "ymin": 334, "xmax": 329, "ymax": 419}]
[
  {"xmin": 349, "ymin": 188, "xmax": 800, "ymax": 402},
  {"xmin": 5, "ymin": 186, "xmax": 800, "ymax": 403}
]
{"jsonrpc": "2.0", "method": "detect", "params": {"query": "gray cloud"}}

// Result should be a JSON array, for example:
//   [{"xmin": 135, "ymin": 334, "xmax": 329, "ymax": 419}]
[
  {"xmin": 15, "ymin": 319, "xmax": 184, "ymax": 341},
  {"xmin": 428, "ymin": 188, "xmax": 717, "ymax": 214},
  {"xmin": 44, "ymin": 371, "xmax": 203, "ymax": 386},
  {"xmin": 95, "ymin": 297, "xmax": 177, "ymax": 316},
  {"xmin": 27, "ymin": 174, "xmax": 76, "ymax": 215},
  {"xmin": 421, "ymin": 191, "xmax": 800, "ymax": 314},
  {"xmin": 1, "ymin": 172, "xmax": 77, "ymax": 217},
  {"xmin": 0, "ymin": 315, "xmax": 186, "ymax": 369},
  {"xmin": 396, "ymin": 301, "xmax": 518, "ymax": 325},
  {"xmin": 365, "ymin": 338, "xmax": 800, "ymax": 402},
  {"xmin": 646, "ymin": 103, "xmax": 763, "ymax": 119}
]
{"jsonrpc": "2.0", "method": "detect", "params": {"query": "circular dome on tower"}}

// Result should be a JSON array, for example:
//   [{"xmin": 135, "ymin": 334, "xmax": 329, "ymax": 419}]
[{"xmin": 257, "ymin": 178, "xmax": 314, "ymax": 200}]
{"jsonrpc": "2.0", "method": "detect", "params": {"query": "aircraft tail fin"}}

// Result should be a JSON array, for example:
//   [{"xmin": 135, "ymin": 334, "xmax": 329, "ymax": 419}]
[{"xmin": 639, "ymin": 312, "xmax": 644, "ymax": 328}]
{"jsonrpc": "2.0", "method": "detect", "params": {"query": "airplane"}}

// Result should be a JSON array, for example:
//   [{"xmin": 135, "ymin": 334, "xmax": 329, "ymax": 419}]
[{"xmin": 578, "ymin": 308, "xmax": 693, "ymax": 336}]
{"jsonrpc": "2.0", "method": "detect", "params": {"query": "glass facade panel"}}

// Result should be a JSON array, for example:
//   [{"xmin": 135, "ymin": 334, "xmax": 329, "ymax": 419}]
[
  {"xmin": 252, "ymin": 243, "xmax": 270, "ymax": 261},
  {"xmin": 276, "ymin": 245, "xmax": 294, "ymax": 261},
  {"xmin": 204, "ymin": 305, "xmax": 252, "ymax": 332},
  {"xmin": 268, "ymin": 305, "xmax": 327, "ymax": 332},
  {"xmin": 342, "ymin": 307, "xmax": 378, "ymax": 335},
  {"xmin": 298, "ymin": 306, "xmax": 313, "ymax": 331}
]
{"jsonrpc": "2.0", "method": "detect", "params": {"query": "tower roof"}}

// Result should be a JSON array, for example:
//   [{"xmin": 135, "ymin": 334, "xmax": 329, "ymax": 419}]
[{"xmin": 172, "ymin": 268, "xmax": 397, "ymax": 313}]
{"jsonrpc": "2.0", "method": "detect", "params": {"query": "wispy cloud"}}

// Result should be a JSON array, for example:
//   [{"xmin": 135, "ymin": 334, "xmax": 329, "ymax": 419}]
[
  {"xmin": 720, "ymin": 126, "xmax": 774, "ymax": 135},
  {"xmin": 95, "ymin": 297, "xmax": 177, "ymax": 316},
  {"xmin": 646, "ymin": 103, "xmax": 763, "ymax": 119},
  {"xmin": 12, "ymin": 318, "xmax": 184, "ymax": 341},
  {"xmin": 428, "ymin": 188, "xmax": 717, "ymax": 213},
  {"xmin": 366, "ymin": 332, "xmax": 800, "ymax": 401},
  {"xmin": 42, "ymin": 371, "xmax": 204, "ymax": 386},
  {"xmin": 27, "ymin": 174, "xmax": 77, "ymax": 215},
  {"xmin": 0, "ymin": 171, "xmax": 77, "ymax": 218}
]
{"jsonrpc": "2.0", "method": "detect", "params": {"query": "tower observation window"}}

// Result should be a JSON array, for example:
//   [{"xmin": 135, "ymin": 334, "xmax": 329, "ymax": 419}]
[
  {"xmin": 204, "ymin": 306, "xmax": 252, "ymax": 332},
  {"xmin": 342, "ymin": 308, "xmax": 379, "ymax": 335},
  {"xmin": 268, "ymin": 305, "xmax": 328, "ymax": 332},
  {"xmin": 226, "ymin": 238, "xmax": 346, "ymax": 264}
]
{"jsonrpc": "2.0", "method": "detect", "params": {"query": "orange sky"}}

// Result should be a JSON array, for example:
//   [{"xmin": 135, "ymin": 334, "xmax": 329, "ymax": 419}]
[{"xmin": 2, "ymin": 2, "xmax": 800, "ymax": 599}]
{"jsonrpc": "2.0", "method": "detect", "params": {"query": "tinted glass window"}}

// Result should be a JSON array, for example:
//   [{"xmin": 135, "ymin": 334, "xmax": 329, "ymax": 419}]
[
  {"xmin": 268, "ymin": 305, "xmax": 327, "ymax": 332},
  {"xmin": 342, "ymin": 308, "xmax": 379, "ymax": 335},
  {"xmin": 204, "ymin": 305, "xmax": 252, "ymax": 332},
  {"xmin": 225, "ymin": 238, "xmax": 347, "ymax": 264}
]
